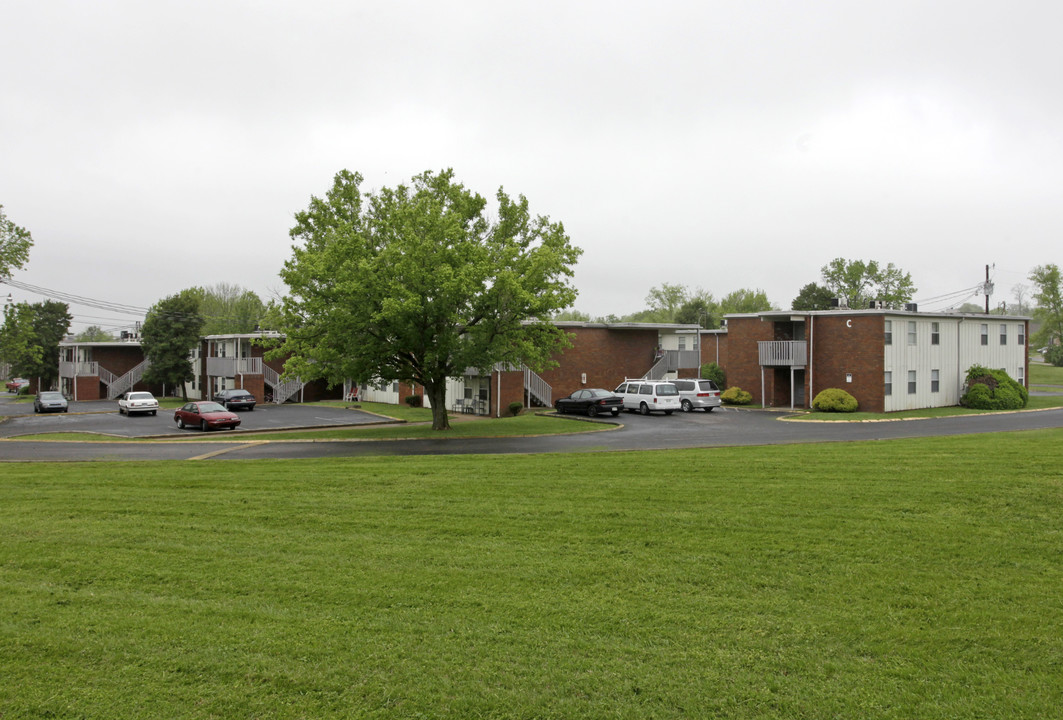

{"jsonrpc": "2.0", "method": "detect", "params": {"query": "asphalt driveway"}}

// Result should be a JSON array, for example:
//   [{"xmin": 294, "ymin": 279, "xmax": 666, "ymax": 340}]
[{"xmin": 2, "ymin": 389, "xmax": 1062, "ymax": 462}]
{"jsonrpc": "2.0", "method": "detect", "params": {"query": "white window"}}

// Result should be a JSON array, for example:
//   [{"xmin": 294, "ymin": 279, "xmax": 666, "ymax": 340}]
[
  {"xmin": 885, "ymin": 371, "xmax": 893, "ymax": 396},
  {"xmin": 908, "ymin": 370, "xmax": 917, "ymax": 394},
  {"xmin": 884, "ymin": 320, "xmax": 893, "ymax": 345},
  {"xmin": 981, "ymin": 324, "xmax": 989, "ymax": 346},
  {"xmin": 1019, "ymin": 325, "xmax": 1026, "ymax": 346},
  {"xmin": 908, "ymin": 321, "xmax": 917, "ymax": 345},
  {"xmin": 1018, "ymin": 366, "xmax": 1025, "ymax": 385},
  {"xmin": 678, "ymin": 336, "xmax": 687, "ymax": 351},
  {"xmin": 931, "ymin": 322, "xmax": 940, "ymax": 345},
  {"xmin": 999, "ymin": 324, "xmax": 1007, "ymax": 345},
  {"xmin": 931, "ymin": 369, "xmax": 940, "ymax": 393}
]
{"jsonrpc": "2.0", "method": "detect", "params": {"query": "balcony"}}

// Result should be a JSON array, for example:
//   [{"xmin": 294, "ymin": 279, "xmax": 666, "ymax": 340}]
[
  {"xmin": 758, "ymin": 341, "xmax": 807, "ymax": 367},
  {"xmin": 206, "ymin": 356, "xmax": 264, "ymax": 377}
]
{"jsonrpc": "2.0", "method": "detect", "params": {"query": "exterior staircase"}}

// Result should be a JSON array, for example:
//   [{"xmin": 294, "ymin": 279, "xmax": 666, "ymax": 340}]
[
  {"xmin": 106, "ymin": 360, "xmax": 149, "ymax": 399},
  {"xmin": 263, "ymin": 366, "xmax": 305, "ymax": 404}
]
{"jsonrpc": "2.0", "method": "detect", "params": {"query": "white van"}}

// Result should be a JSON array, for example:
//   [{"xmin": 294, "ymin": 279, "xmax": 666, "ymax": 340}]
[{"xmin": 613, "ymin": 380, "xmax": 681, "ymax": 415}]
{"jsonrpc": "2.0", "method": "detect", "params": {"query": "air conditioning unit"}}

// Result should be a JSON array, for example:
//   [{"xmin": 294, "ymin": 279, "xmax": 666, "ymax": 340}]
[{"xmin": 905, "ymin": 303, "xmax": 918, "ymax": 312}]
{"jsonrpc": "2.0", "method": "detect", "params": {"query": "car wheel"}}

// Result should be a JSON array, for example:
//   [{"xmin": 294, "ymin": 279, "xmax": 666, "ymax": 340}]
[
  {"xmin": 664, "ymin": 410, "xmax": 674, "ymax": 415},
  {"xmin": 681, "ymin": 399, "xmax": 693, "ymax": 412},
  {"xmin": 150, "ymin": 410, "xmax": 157, "ymax": 416},
  {"xmin": 639, "ymin": 402, "xmax": 649, "ymax": 416},
  {"xmin": 554, "ymin": 402, "xmax": 563, "ymax": 414},
  {"xmin": 587, "ymin": 405, "xmax": 598, "ymax": 417},
  {"xmin": 201, "ymin": 420, "xmax": 209, "ymax": 432},
  {"xmin": 611, "ymin": 409, "xmax": 620, "ymax": 416},
  {"xmin": 176, "ymin": 417, "xmax": 185, "ymax": 429},
  {"xmin": 118, "ymin": 406, "xmax": 124, "ymax": 415},
  {"xmin": 706, "ymin": 407, "xmax": 715, "ymax": 412}
]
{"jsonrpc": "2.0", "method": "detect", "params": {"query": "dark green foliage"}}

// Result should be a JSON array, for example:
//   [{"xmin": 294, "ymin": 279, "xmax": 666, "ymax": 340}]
[
  {"xmin": 404, "ymin": 395, "xmax": 423, "ymax": 408},
  {"xmin": 701, "ymin": 362, "xmax": 726, "ymax": 387},
  {"xmin": 141, "ymin": 292, "xmax": 205, "ymax": 401},
  {"xmin": 0, "ymin": 300, "xmax": 71, "ymax": 388},
  {"xmin": 812, "ymin": 388, "xmax": 859, "ymax": 412},
  {"xmin": 792, "ymin": 282, "xmax": 835, "ymax": 311},
  {"xmin": 508, "ymin": 401, "xmax": 524, "ymax": 416},
  {"xmin": 721, "ymin": 386, "xmax": 752, "ymax": 405},
  {"xmin": 960, "ymin": 365, "xmax": 1028, "ymax": 410},
  {"xmin": 1044, "ymin": 345, "xmax": 1063, "ymax": 367}
]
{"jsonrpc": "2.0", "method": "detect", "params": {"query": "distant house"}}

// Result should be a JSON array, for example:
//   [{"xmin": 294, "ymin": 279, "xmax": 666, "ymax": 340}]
[
  {"xmin": 58, "ymin": 338, "xmax": 153, "ymax": 400},
  {"xmin": 719, "ymin": 309, "xmax": 1029, "ymax": 412}
]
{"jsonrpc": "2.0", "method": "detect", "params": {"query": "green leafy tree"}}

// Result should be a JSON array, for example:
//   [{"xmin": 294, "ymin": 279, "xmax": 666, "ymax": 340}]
[
  {"xmin": 820, "ymin": 258, "xmax": 916, "ymax": 309},
  {"xmin": 644, "ymin": 283, "xmax": 690, "ymax": 322},
  {"xmin": 187, "ymin": 283, "xmax": 267, "ymax": 335},
  {"xmin": 0, "ymin": 300, "xmax": 71, "ymax": 389},
  {"xmin": 552, "ymin": 309, "xmax": 592, "ymax": 322},
  {"xmin": 718, "ymin": 288, "xmax": 774, "ymax": 315},
  {"xmin": 0, "ymin": 204, "xmax": 33, "ymax": 279},
  {"xmin": 1029, "ymin": 264, "xmax": 1063, "ymax": 349},
  {"xmin": 273, "ymin": 168, "xmax": 582, "ymax": 431},
  {"xmin": 73, "ymin": 325, "xmax": 116, "ymax": 342},
  {"xmin": 141, "ymin": 291, "xmax": 204, "ymax": 400},
  {"xmin": 791, "ymin": 282, "xmax": 835, "ymax": 311},
  {"xmin": 0, "ymin": 303, "xmax": 43, "ymax": 380}
]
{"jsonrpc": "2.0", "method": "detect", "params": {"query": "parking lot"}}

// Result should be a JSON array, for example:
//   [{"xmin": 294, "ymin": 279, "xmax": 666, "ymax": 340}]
[{"xmin": 0, "ymin": 396, "xmax": 390, "ymax": 439}]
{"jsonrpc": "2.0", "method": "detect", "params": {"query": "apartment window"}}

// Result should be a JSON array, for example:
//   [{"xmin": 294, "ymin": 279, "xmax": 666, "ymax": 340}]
[
  {"xmin": 678, "ymin": 336, "xmax": 687, "ymax": 351},
  {"xmin": 885, "ymin": 371, "xmax": 893, "ymax": 396},
  {"xmin": 980, "ymin": 324, "xmax": 989, "ymax": 345},
  {"xmin": 1018, "ymin": 366, "xmax": 1025, "ymax": 386},
  {"xmin": 931, "ymin": 322, "xmax": 940, "ymax": 345},
  {"xmin": 908, "ymin": 370, "xmax": 917, "ymax": 394},
  {"xmin": 1000, "ymin": 324, "xmax": 1007, "ymax": 345},
  {"xmin": 1019, "ymin": 325, "xmax": 1026, "ymax": 346},
  {"xmin": 931, "ymin": 369, "xmax": 940, "ymax": 393},
  {"xmin": 884, "ymin": 320, "xmax": 893, "ymax": 345},
  {"xmin": 908, "ymin": 321, "xmax": 917, "ymax": 345}
]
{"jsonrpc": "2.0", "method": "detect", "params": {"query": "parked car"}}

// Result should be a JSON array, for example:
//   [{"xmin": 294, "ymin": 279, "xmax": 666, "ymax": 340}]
[
  {"xmin": 613, "ymin": 380, "xmax": 681, "ymax": 415},
  {"xmin": 118, "ymin": 391, "xmax": 159, "ymax": 416},
  {"xmin": 33, "ymin": 391, "xmax": 69, "ymax": 413},
  {"xmin": 671, "ymin": 378, "xmax": 722, "ymax": 412},
  {"xmin": 213, "ymin": 388, "xmax": 257, "ymax": 411},
  {"xmin": 174, "ymin": 401, "xmax": 241, "ymax": 431},
  {"xmin": 554, "ymin": 388, "xmax": 623, "ymax": 417},
  {"xmin": 6, "ymin": 378, "xmax": 30, "ymax": 393}
]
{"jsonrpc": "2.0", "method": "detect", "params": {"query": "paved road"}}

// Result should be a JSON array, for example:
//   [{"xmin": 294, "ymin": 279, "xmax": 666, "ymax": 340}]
[{"xmin": 2, "ymin": 391, "xmax": 1062, "ymax": 462}]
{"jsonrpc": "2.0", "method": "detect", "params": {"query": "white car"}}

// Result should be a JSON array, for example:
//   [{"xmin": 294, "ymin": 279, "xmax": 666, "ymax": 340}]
[
  {"xmin": 613, "ymin": 380, "xmax": 682, "ymax": 415},
  {"xmin": 671, "ymin": 378, "xmax": 723, "ymax": 412},
  {"xmin": 118, "ymin": 391, "xmax": 159, "ymax": 416}
]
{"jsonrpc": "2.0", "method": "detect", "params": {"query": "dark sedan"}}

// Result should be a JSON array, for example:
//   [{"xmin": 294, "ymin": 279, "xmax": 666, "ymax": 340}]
[
  {"xmin": 213, "ymin": 388, "xmax": 257, "ymax": 411},
  {"xmin": 34, "ymin": 391, "xmax": 69, "ymax": 413},
  {"xmin": 174, "ymin": 401, "xmax": 242, "ymax": 431},
  {"xmin": 554, "ymin": 388, "xmax": 623, "ymax": 417}
]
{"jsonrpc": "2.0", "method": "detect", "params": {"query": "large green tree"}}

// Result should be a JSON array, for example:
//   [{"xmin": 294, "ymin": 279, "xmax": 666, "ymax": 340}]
[
  {"xmin": 791, "ymin": 282, "xmax": 835, "ymax": 311},
  {"xmin": 73, "ymin": 325, "xmax": 116, "ymax": 342},
  {"xmin": 718, "ymin": 288, "xmax": 774, "ymax": 315},
  {"xmin": 141, "ymin": 291, "xmax": 204, "ymax": 400},
  {"xmin": 820, "ymin": 258, "xmax": 916, "ymax": 309},
  {"xmin": 273, "ymin": 169, "xmax": 582, "ymax": 431},
  {"xmin": 0, "ymin": 300, "xmax": 71, "ymax": 389},
  {"xmin": 0, "ymin": 204, "xmax": 33, "ymax": 279},
  {"xmin": 1029, "ymin": 263, "xmax": 1063, "ymax": 349},
  {"xmin": 187, "ymin": 283, "xmax": 267, "ymax": 335}
]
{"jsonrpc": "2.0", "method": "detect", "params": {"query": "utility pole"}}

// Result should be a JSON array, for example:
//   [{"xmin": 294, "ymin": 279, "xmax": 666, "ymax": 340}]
[{"xmin": 983, "ymin": 265, "xmax": 995, "ymax": 314}]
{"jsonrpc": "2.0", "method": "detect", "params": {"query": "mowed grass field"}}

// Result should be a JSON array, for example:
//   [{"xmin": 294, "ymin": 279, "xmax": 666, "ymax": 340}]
[{"xmin": 2, "ymin": 430, "xmax": 1062, "ymax": 718}]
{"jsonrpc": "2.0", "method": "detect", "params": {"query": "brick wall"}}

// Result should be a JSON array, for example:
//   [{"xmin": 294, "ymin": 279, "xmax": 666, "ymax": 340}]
[
  {"xmin": 809, "ymin": 315, "xmax": 885, "ymax": 413},
  {"xmin": 723, "ymin": 317, "xmax": 775, "ymax": 404}
]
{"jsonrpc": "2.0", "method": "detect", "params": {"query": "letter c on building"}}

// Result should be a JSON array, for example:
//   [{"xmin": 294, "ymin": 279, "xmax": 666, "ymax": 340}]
[{"xmin": 846, "ymin": 319, "xmax": 852, "ymax": 328}]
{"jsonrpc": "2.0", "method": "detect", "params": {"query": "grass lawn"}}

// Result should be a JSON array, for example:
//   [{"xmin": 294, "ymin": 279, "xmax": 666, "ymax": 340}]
[
  {"xmin": 1030, "ymin": 361, "xmax": 1063, "ymax": 385},
  {"xmin": 2, "ymin": 430, "xmax": 1062, "ymax": 718}
]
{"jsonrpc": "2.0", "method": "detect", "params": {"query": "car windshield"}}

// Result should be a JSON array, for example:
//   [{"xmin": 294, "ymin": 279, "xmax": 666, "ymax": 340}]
[
  {"xmin": 198, "ymin": 402, "xmax": 228, "ymax": 413},
  {"xmin": 656, "ymin": 384, "xmax": 679, "ymax": 396}
]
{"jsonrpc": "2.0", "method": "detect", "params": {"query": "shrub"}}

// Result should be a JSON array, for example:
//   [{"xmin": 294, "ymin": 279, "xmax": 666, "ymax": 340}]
[
  {"xmin": 1045, "ymin": 344, "xmax": 1063, "ymax": 367},
  {"xmin": 701, "ymin": 362, "xmax": 726, "ymax": 388},
  {"xmin": 508, "ymin": 401, "xmax": 523, "ymax": 416},
  {"xmin": 721, "ymin": 386, "xmax": 752, "ymax": 405},
  {"xmin": 812, "ymin": 388, "xmax": 859, "ymax": 413},
  {"xmin": 960, "ymin": 365, "xmax": 1028, "ymax": 410},
  {"xmin": 404, "ymin": 394, "xmax": 423, "ymax": 408}
]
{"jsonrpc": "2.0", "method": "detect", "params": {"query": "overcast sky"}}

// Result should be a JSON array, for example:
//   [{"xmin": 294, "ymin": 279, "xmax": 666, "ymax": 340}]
[{"xmin": 3, "ymin": 0, "xmax": 1061, "ymax": 333}]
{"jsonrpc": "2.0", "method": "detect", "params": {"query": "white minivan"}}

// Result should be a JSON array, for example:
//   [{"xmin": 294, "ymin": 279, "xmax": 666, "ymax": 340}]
[{"xmin": 613, "ymin": 380, "xmax": 681, "ymax": 415}]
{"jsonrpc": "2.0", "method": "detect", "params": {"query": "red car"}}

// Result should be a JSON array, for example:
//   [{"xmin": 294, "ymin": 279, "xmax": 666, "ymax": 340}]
[{"xmin": 174, "ymin": 401, "xmax": 241, "ymax": 431}]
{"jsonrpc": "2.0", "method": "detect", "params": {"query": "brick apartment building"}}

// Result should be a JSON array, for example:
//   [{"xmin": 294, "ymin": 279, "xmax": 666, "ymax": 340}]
[{"xmin": 720, "ymin": 309, "xmax": 1030, "ymax": 412}]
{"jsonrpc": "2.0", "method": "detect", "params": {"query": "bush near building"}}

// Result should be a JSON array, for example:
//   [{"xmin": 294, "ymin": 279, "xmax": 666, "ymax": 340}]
[
  {"xmin": 721, "ymin": 386, "xmax": 752, "ymax": 405},
  {"xmin": 812, "ymin": 388, "xmax": 859, "ymax": 413},
  {"xmin": 960, "ymin": 366, "xmax": 1028, "ymax": 410}
]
